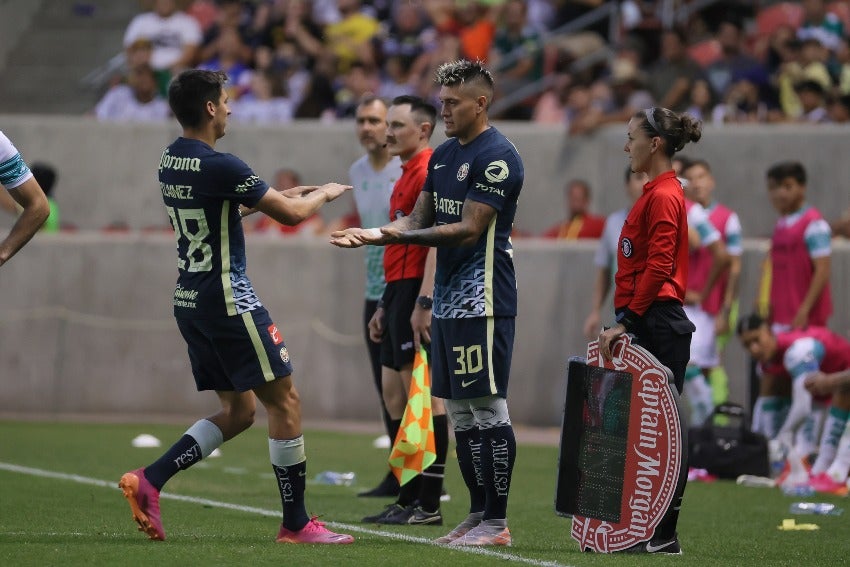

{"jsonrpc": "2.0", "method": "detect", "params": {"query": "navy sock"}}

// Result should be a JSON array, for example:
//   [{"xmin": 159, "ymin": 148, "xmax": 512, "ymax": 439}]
[
  {"xmin": 419, "ymin": 414, "xmax": 449, "ymax": 512},
  {"xmin": 453, "ymin": 427, "xmax": 485, "ymax": 513},
  {"xmin": 478, "ymin": 424, "xmax": 516, "ymax": 520},
  {"xmin": 144, "ymin": 434, "xmax": 202, "ymax": 491},
  {"xmin": 273, "ymin": 460, "xmax": 310, "ymax": 531}
]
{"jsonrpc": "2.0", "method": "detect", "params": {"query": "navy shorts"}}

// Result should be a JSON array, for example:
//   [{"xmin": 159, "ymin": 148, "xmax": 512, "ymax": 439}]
[
  {"xmin": 176, "ymin": 307, "xmax": 293, "ymax": 392},
  {"xmin": 430, "ymin": 316, "xmax": 514, "ymax": 400},
  {"xmin": 380, "ymin": 278, "xmax": 421, "ymax": 370}
]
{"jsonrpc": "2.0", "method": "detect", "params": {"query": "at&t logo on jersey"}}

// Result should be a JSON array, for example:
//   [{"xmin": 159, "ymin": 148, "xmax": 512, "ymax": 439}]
[
  {"xmin": 457, "ymin": 162, "xmax": 470, "ymax": 181},
  {"xmin": 484, "ymin": 160, "xmax": 509, "ymax": 183}
]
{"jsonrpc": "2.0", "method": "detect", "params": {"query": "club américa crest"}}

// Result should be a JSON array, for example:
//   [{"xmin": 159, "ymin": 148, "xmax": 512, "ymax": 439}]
[{"xmin": 456, "ymin": 162, "xmax": 470, "ymax": 181}]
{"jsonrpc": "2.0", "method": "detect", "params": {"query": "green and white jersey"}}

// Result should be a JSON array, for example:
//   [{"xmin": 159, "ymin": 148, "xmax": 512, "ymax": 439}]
[{"xmin": 348, "ymin": 154, "xmax": 402, "ymax": 301}]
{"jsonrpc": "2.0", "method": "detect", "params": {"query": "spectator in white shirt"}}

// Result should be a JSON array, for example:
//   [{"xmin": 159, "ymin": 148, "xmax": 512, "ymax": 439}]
[
  {"xmin": 230, "ymin": 70, "xmax": 294, "ymax": 124},
  {"xmin": 94, "ymin": 64, "xmax": 170, "ymax": 122},
  {"xmin": 123, "ymin": 0, "xmax": 202, "ymax": 76}
]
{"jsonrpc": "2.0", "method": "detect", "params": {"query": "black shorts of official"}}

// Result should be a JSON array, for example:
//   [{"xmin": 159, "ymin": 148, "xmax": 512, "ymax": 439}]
[
  {"xmin": 176, "ymin": 306, "xmax": 293, "ymax": 393},
  {"xmin": 618, "ymin": 300, "xmax": 694, "ymax": 394},
  {"xmin": 380, "ymin": 278, "xmax": 421, "ymax": 371},
  {"xmin": 430, "ymin": 316, "xmax": 515, "ymax": 400}
]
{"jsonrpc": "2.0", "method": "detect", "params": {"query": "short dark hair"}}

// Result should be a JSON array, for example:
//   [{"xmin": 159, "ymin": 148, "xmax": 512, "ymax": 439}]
[
  {"xmin": 767, "ymin": 161, "xmax": 806, "ymax": 185},
  {"xmin": 30, "ymin": 162, "xmax": 57, "ymax": 197},
  {"xmin": 567, "ymin": 179, "xmax": 591, "ymax": 198},
  {"xmin": 435, "ymin": 59, "xmax": 495, "ymax": 108},
  {"xmin": 357, "ymin": 94, "xmax": 388, "ymax": 110},
  {"xmin": 736, "ymin": 312, "xmax": 768, "ymax": 335},
  {"xmin": 683, "ymin": 158, "xmax": 711, "ymax": 174},
  {"xmin": 167, "ymin": 69, "xmax": 228, "ymax": 129},
  {"xmin": 391, "ymin": 95, "xmax": 437, "ymax": 136}
]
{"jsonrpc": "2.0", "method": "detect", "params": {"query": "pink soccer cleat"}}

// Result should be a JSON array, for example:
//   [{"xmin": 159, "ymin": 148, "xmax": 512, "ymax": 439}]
[
  {"xmin": 808, "ymin": 472, "xmax": 849, "ymax": 496},
  {"xmin": 276, "ymin": 517, "xmax": 354, "ymax": 544},
  {"xmin": 118, "ymin": 468, "xmax": 165, "ymax": 541}
]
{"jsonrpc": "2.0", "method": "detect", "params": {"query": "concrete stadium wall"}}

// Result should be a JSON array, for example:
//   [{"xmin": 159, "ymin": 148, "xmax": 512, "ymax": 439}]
[
  {"xmin": 1, "ymin": 116, "xmax": 849, "ymax": 238},
  {"xmin": 2, "ymin": 234, "xmax": 850, "ymax": 426},
  {"xmin": 2, "ymin": 117, "xmax": 850, "ymax": 425}
]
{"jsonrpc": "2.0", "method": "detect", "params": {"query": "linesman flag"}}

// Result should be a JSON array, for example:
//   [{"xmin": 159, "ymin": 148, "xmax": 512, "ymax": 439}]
[{"xmin": 389, "ymin": 346, "xmax": 436, "ymax": 486}]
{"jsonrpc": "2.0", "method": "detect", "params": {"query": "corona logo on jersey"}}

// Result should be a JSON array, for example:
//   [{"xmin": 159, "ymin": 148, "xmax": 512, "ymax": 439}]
[{"xmin": 567, "ymin": 335, "xmax": 682, "ymax": 553}]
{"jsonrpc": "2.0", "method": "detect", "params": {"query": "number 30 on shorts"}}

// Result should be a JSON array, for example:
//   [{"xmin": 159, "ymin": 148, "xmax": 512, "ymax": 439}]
[{"xmin": 452, "ymin": 344, "xmax": 484, "ymax": 375}]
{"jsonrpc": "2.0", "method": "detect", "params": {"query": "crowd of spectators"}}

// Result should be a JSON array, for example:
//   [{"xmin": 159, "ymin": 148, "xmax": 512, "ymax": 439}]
[{"xmin": 93, "ymin": 0, "xmax": 850, "ymax": 129}]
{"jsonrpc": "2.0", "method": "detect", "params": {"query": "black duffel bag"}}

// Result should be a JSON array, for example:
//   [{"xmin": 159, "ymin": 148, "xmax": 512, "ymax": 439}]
[{"xmin": 687, "ymin": 402, "xmax": 770, "ymax": 479}]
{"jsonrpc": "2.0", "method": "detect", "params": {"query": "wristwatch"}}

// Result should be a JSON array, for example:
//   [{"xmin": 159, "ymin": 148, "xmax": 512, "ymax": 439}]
[{"xmin": 416, "ymin": 295, "xmax": 433, "ymax": 310}]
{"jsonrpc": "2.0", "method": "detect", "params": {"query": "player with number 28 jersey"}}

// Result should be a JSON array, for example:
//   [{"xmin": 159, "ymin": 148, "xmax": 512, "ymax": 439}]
[{"xmin": 159, "ymin": 137, "xmax": 268, "ymax": 319}]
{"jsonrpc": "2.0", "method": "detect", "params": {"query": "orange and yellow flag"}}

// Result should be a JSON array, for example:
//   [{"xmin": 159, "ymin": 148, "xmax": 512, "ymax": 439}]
[{"xmin": 388, "ymin": 346, "xmax": 436, "ymax": 485}]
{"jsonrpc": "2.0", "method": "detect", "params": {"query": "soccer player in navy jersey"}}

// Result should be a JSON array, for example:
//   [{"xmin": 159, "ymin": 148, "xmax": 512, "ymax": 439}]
[
  {"xmin": 118, "ymin": 69, "xmax": 353, "ymax": 545},
  {"xmin": 0, "ymin": 131, "xmax": 50, "ymax": 267},
  {"xmin": 332, "ymin": 60, "xmax": 524, "ymax": 547}
]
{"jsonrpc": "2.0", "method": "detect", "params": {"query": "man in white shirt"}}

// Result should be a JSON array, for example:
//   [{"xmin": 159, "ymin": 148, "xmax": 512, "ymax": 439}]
[{"xmin": 123, "ymin": 0, "xmax": 202, "ymax": 74}]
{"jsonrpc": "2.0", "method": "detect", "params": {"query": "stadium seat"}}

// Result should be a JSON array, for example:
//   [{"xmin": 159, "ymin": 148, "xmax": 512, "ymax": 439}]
[
  {"xmin": 756, "ymin": 2, "xmax": 804, "ymax": 37},
  {"xmin": 688, "ymin": 39, "xmax": 723, "ymax": 68}
]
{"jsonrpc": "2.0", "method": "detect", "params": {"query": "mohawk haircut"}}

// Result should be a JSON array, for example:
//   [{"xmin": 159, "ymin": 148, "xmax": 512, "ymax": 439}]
[{"xmin": 435, "ymin": 59, "xmax": 495, "ymax": 89}]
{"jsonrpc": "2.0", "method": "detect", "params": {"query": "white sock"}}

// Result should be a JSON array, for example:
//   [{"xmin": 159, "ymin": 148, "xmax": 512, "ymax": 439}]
[
  {"xmin": 684, "ymin": 368, "xmax": 714, "ymax": 426},
  {"xmin": 794, "ymin": 404, "xmax": 826, "ymax": 460},
  {"xmin": 753, "ymin": 396, "xmax": 788, "ymax": 438},
  {"xmin": 185, "ymin": 419, "xmax": 224, "ymax": 458},
  {"xmin": 825, "ymin": 419, "xmax": 850, "ymax": 483},
  {"xmin": 778, "ymin": 377, "xmax": 813, "ymax": 442},
  {"xmin": 811, "ymin": 406, "xmax": 848, "ymax": 474}
]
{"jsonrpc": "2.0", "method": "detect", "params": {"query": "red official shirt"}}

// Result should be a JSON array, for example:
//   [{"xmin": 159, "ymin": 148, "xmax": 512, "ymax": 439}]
[
  {"xmin": 383, "ymin": 147, "xmax": 432, "ymax": 282},
  {"xmin": 614, "ymin": 170, "xmax": 689, "ymax": 316}
]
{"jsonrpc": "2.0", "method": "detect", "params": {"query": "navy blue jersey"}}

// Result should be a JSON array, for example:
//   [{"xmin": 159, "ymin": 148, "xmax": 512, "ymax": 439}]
[
  {"xmin": 158, "ymin": 137, "xmax": 269, "ymax": 319},
  {"xmin": 423, "ymin": 127, "xmax": 523, "ymax": 318}
]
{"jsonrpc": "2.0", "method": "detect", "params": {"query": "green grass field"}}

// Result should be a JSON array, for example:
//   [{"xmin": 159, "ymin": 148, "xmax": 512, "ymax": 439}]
[{"xmin": 0, "ymin": 420, "xmax": 847, "ymax": 567}]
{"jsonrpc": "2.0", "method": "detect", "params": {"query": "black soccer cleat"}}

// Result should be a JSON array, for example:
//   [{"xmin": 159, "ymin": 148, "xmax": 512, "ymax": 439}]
[
  {"xmin": 358, "ymin": 471, "xmax": 400, "ymax": 498},
  {"xmin": 361, "ymin": 503, "xmax": 409, "ymax": 524},
  {"xmin": 620, "ymin": 537, "xmax": 682, "ymax": 555}
]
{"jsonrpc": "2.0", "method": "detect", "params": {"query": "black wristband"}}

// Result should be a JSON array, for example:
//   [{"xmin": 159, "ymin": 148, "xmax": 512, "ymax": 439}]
[
  {"xmin": 615, "ymin": 308, "xmax": 640, "ymax": 332},
  {"xmin": 376, "ymin": 299, "xmax": 385, "ymax": 309}
]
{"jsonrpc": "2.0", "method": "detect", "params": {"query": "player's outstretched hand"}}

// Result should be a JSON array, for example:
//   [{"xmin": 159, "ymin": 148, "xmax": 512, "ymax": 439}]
[
  {"xmin": 280, "ymin": 185, "xmax": 319, "ymax": 198},
  {"xmin": 330, "ymin": 227, "xmax": 370, "ymax": 248},
  {"xmin": 320, "ymin": 183, "xmax": 352, "ymax": 202}
]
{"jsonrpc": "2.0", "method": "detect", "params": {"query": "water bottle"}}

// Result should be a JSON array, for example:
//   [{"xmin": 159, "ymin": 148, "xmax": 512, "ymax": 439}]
[
  {"xmin": 782, "ymin": 484, "xmax": 815, "ymax": 497},
  {"xmin": 736, "ymin": 474, "xmax": 776, "ymax": 488},
  {"xmin": 789, "ymin": 502, "xmax": 844, "ymax": 516},
  {"xmin": 314, "ymin": 471, "xmax": 356, "ymax": 486}
]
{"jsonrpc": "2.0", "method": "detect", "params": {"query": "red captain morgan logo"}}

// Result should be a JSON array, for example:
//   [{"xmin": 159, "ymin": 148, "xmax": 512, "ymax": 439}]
[
  {"xmin": 268, "ymin": 324, "xmax": 283, "ymax": 345},
  {"xmin": 571, "ymin": 334, "xmax": 682, "ymax": 553}
]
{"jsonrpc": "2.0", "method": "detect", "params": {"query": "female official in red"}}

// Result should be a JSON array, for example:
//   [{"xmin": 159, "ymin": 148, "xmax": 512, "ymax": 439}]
[{"xmin": 598, "ymin": 106, "xmax": 703, "ymax": 555}]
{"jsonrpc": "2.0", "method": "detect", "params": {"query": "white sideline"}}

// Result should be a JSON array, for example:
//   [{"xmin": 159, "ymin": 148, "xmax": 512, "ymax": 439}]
[{"xmin": 0, "ymin": 461, "xmax": 574, "ymax": 567}]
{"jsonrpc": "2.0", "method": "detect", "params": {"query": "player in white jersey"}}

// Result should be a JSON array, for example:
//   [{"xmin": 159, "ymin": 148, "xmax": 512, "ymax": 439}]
[
  {"xmin": 349, "ymin": 95, "xmax": 404, "ymax": 497},
  {"xmin": 0, "ymin": 131, "xmax": 50, "ymax": 268},
  {"xmin": 682, "ymin": 197, "xmax": 728, "ymax": 425},
  {"xmin": 583, "ymin": 167, "xmax": 647, "ymax": 340}
]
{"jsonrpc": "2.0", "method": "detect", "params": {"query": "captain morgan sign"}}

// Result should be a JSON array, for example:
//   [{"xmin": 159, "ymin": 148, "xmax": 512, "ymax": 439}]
[{"xmin": 571, "ymin": 335, "xmax": 683, "ymax": 553}]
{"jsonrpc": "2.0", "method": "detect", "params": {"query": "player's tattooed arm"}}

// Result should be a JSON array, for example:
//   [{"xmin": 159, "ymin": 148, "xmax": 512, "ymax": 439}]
[{"xmin": 391, "ymin": 199, "xmax": 496, "ymax": 247}]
